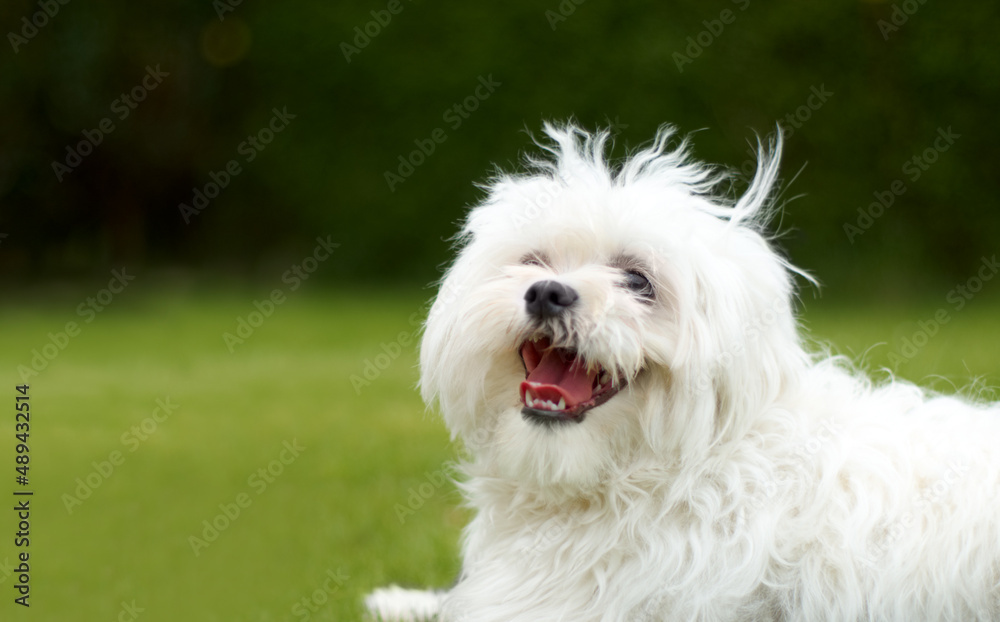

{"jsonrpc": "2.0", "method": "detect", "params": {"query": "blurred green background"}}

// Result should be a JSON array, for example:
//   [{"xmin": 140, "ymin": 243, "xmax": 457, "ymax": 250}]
[
  {"xmin": 1, "ymin": 0, "xmax": 999, "ymax": 620},
  {"xmin": 1, "ymin": 0, "xmax": 999, "ymax": 294}
]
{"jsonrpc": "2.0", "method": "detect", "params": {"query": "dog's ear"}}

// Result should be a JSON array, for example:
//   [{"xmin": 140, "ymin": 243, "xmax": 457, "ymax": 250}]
[
  {"xmin": 418, "ymin": 274, "xmax": 472, "ymax": 441},
  {"xmin": 658, "ymin": 230, "xmax": 805, "ymax": 457},
  {"xmin": 418, "ymin": 267, "xmax": 511, "ymax": 447}
]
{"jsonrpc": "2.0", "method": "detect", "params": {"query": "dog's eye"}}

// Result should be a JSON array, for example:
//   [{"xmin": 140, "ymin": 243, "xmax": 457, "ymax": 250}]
[
  {"xmin": 521, "ymin": 253, "xmax": 546, "ymax": 267},
  {"xmin": 623, "ymin": 270, "xmax": 654, "ymax": 301}
]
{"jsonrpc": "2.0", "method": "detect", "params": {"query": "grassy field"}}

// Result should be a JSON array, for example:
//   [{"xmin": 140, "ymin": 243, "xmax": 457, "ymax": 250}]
[{"xmin": 0, "ymin": 280, "xmax": 997, "ymax": 621}]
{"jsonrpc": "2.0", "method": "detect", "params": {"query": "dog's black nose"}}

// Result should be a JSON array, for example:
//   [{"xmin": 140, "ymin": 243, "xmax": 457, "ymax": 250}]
[{"xmin": 524, "ymin": 280, "xmax": 578, "ymax": 319}]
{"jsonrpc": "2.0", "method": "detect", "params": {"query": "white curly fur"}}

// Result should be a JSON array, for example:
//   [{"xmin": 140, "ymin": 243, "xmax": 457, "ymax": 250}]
[{"xmin": 366, "ymin": 123, "xmax": 1000, "ymax": 621}]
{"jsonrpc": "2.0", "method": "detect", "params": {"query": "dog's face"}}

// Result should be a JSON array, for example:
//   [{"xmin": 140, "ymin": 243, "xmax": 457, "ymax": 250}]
[{"xmin": 421, "ymin": 125, "xmax": 805, "ymax": 493}]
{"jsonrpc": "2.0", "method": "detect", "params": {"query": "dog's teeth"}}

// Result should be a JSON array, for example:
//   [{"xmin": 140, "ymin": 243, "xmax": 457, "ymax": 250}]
[
  {"xmin": 524, "ymin": 391, "xmax": 569, "ymax": 411},
  {"xmin": 599, "ymin": 370, "xmax": 610, "ymax": 385}
]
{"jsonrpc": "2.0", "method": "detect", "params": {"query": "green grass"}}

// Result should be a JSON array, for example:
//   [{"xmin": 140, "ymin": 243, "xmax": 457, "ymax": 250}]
[
  {"xmin": 798, "ymin": 293, "xmax": 1000, "ymax": 396},
  {"xmin": 0, "ymin": 281, "xmax": 997, "ymax": 620}
]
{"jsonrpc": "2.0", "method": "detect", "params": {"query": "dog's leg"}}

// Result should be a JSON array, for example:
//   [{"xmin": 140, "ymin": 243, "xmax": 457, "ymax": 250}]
[{"xmin": 364, "ymin": 585, "xmax": 445, "ymax": 621}]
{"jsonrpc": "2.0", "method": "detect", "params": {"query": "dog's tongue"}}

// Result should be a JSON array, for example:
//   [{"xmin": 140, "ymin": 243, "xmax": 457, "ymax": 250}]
[{"xmin": 520, "ymin": 341, "xmax": 596, "ymax": 408}]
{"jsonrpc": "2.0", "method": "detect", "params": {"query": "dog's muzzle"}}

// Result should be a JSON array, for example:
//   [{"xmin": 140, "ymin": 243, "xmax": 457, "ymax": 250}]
[{"xmin": 518, "ymin": 280, "xmax": 623, "ymax": 425}]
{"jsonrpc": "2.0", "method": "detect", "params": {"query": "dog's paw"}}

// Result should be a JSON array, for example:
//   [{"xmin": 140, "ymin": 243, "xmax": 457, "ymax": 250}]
[{"xmin": 364, "ymin": 585, "xmax": 443, "ymax": 621}]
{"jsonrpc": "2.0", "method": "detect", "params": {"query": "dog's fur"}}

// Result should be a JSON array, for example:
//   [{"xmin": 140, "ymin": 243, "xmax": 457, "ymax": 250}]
[{"xmin": 366, "ymin": 124, "xmax": 1000, "ymax": 621}]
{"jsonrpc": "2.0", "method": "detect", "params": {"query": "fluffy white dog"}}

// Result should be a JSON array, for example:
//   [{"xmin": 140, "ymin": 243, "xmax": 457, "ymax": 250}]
[{"xmin": 366, "ymin": 123, "xmax": 1000, "ymax": 621}]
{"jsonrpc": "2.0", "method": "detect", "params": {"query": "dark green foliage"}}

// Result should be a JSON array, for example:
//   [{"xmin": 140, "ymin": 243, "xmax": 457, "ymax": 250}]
[{"xmin": 1, "ymin": 0, "xmax": 998, "ymax": 299}]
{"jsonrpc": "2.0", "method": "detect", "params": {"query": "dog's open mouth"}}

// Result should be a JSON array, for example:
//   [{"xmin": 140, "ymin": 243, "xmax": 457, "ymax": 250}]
[{"xmin": 518, "ymin": 336, "xmax": 621, "ymax": 425}]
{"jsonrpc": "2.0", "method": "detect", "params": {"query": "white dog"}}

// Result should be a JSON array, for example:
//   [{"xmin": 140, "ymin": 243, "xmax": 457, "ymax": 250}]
[{"xmin": 366, "ymin": 123, "xmax": 1000, "ymax": 621}]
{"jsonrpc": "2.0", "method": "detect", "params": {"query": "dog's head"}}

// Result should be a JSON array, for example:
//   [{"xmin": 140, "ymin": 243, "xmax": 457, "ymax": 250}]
[{"xmin": 421, "ymin": 124, "xmax": 808, "ymax": 493}]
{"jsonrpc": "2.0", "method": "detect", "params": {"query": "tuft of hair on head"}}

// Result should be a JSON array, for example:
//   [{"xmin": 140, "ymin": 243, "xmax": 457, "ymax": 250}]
[
  {"xmin": 513, "ymin": 121, "xmax": 792, "ymax": 233},
  {"xmin": 468, "ymin": 121, "xmax": 814, "ymax": 292},
  {"xmin": 520, "ymin": 121, "xmax": 725, "ymax": 197},
  {"xmin": 728, "ymin": 128, "xmax": 804, "ymax": 238}
]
